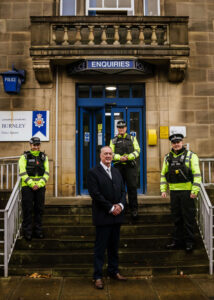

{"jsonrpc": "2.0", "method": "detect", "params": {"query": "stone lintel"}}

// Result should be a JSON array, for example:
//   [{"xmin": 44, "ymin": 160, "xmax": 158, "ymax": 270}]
[
  {"xmin": 33, "ymin": 59, "xmax": 53, "ymax": 83},
  {"xmin": 168, "ymin": 59, "xmax": 188, "ymax": 83}
]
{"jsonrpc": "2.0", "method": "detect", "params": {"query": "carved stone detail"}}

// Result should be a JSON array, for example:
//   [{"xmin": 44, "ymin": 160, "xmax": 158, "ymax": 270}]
[
  {"xmin": 168, "ymin": 59, "xmax": 188, "ymax": 83},
  {"xmin": 33, "ymin": 60, "xmax": 53, "ymax": 83}
]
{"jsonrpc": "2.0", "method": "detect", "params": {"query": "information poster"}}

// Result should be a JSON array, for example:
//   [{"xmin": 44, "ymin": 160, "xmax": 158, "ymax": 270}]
[{"xmin": 0, "ymin": 111, "xmax": 49, "ymax": 141}]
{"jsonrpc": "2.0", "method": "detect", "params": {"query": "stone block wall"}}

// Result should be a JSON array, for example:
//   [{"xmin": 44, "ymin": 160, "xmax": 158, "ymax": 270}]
[
  {"xmin": 0, "ymin": 0, "xmax": 213, "ymax": 195},
  {"xmin": 0, "ymin": 0, "xmax": 55, "ymax": 195}
]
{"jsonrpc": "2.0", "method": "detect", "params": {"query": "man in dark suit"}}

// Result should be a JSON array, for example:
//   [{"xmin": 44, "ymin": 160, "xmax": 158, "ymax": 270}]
[{"xmin": 87, "ymin": 146, "xmax": 127, "ymax": 290}]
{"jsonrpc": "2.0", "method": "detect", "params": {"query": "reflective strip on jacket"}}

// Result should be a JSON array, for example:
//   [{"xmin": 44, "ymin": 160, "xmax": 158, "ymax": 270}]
[
  {"xmin": 109, "ymin": 133, "xmax": 140, "ymax": 162},
  {"xmin": 19, "ymin": 150, "xmax": 49, "ymax": 188},
  {"xmin": 160, "ymin": 150, "xmax": 201, "ymax": 195}
]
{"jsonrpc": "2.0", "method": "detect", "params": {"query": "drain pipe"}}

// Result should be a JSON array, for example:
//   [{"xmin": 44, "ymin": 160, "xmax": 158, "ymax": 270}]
[{"xmin": 55, "ymin": 67, "xmax": 59, "ymax": 197}]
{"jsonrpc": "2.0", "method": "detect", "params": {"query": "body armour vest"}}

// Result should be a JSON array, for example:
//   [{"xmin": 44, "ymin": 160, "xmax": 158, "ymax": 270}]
[
  {"xmin": 24, "ymin": 151, "xmax": 46, "ymax": 177},
  {"xmin": 165, "ymin": 150, "xmax": 193, "ymax": 183},
  {"xmin": 113, "ymin": 134, "xmax": 134, "ymax": 156}
]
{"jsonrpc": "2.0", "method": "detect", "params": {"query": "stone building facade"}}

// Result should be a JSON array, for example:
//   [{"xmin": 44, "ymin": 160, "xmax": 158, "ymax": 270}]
[{"xmin": 0, "ymin": 0, "xmax": 213, "ymax": 196}]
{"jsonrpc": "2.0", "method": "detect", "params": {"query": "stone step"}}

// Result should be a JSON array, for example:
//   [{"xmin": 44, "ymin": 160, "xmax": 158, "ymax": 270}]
[
  {"xmin": 9, "ymin": 248, "xmax": 208, "ymax": 266},
  {"xmin": 0, "ymin": 224, "xmax": 174, "ymax": 240},
  {"xmin": 43, "ymin": 204, "xmax": 171, "ymax": 216},
  {"xmin": 6, "ymin": 262, "xmax": 209, "ymax": 277},
  {"xmin": 14, "ymin": 235, "xmax": 204, "ymax": 251},
  {"xmin": 41, "ymin": 213, "xmax": 173, "ymax": 225}
]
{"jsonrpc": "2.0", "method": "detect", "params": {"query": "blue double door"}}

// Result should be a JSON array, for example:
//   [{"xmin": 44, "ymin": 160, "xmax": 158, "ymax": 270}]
[{"xmin": 77, "ymin": 106, "xmax": 145, "ymax": 194}]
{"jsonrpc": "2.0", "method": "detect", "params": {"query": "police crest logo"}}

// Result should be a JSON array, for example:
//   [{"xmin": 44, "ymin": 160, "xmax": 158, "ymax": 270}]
[{"xmin": 34, "ymin": 113, "xmax": 45, "ymax": 128}]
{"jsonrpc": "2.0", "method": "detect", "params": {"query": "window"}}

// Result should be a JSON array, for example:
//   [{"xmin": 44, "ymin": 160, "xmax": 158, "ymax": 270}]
[
  {"xmin": 144, "ymin": 0, "xmax": 160, "ymax": 16},
  {"xmin": 60, "ymin": 0, "xmax": 76, "ymax": 16},
  {"xmin": 86, "ymin": 0, "xmax": 134, "ymax": 15}
]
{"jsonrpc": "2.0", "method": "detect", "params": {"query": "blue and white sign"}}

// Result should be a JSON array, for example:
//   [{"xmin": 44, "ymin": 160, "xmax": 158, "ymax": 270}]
[
  {"xmin": 87, "ymin": 60, "xmax": 134, "ymax": 69},
  {"xmin": 84, "ymin": 132, "xmax": 90, "ymax": 142},
  {"xmin": 67, "ymin": 59, "xmax": 154, "ymax": 75},
  {"xmin": 0, "ymin": 111, "xmax": 49, "ymax": 141}
]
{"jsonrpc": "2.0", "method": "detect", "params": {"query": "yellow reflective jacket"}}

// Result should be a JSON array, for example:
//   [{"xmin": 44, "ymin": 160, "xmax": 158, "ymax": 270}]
[
  {"xmin": 110, "ymin": 133, "xmax": 140, "ymax": 164},
  {"xmin": 19, "ymin": 150, "xmax": 49, "ymax": 188},
  {"xmin": 160, "ymin": 149, "xmax": 201, "ymax": 195}
]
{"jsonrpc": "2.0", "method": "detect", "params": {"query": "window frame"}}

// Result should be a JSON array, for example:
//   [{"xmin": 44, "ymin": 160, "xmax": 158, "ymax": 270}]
[
  {"xmin": 60, "ymin": 0, "xmax": 77, "ymax": 16},
  {"xmin": 143, "ymin": 0, "xmax": 160, "ymax": 16},
  {"xmin": 85, "ymin": 0, "xmax": 134, "ymax": 16}
]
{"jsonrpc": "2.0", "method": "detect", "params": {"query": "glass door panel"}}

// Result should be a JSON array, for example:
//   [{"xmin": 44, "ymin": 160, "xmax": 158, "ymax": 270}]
[
  {"xmin": 127, "ymin": 108, "xmax": 143, "ymax": 192},
  {"xmin": 110, "ymin": 108, "xmax": 126, "ymax": 138},
  {"xmin": 94, "ymin": 108, "xmax": 105, "ymax": 165},
  {"xmin": 79, "ymin": 107, "xmax": 105, "ymax": 194},
  {"xmin": 80, "ymin": 108, "xmax": 92, "ymax": 193}
]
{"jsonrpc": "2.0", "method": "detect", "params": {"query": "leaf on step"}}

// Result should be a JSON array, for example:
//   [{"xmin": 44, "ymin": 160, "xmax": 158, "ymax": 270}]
[{"xmin": 28, "ymin": 273, "xmax": 51, "ymax": 278}]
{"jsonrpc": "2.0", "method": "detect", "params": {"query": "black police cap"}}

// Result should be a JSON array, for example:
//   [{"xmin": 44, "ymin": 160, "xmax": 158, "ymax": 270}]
[
  {"xmin": 117, "ymin": 120, "xmax": 127, "ymax": 128},
  {"xmin": 29, "ymin": 137, "xmax": 41, "ymax": 144},
  {"xmin": 169, "ymin": 133, "xmax": 184, "ymax": 142}
]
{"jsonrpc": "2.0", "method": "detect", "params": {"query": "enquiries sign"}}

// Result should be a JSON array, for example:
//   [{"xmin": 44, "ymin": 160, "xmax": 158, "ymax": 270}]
[
  {"xmin": 67, "ymin": 60, "xmax": 154, "ymax": 75},
  {"xmin": 0, "ymin": 111, "xmax": 49, "ymax": 141}
]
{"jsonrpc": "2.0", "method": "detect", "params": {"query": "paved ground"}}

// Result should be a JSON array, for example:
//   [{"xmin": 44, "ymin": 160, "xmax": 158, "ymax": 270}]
[{"xmin": 1, "ymin": 275, "xmax": 214, "ymax": 300}]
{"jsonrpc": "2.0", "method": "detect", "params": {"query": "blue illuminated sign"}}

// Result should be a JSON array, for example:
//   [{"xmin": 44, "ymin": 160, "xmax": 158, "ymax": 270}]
[
  {"xmin": 87, "ymin": 60, "xmax": 134, "ymax": 69},
  {"xmin": 67, "ymin": 59, "xmax": 154, "ymax": 75}
]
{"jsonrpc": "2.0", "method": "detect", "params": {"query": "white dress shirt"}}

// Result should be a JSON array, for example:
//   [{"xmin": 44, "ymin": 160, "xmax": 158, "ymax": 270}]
[{"xmin": 100, "ymin": 161, "xmax": 124, "ymax": 213}]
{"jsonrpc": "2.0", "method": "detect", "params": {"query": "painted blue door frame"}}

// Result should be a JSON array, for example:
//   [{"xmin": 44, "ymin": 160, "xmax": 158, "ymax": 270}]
[{"xmin": 76, "ymin": 85, "xmax": 146, "ymax": 195}]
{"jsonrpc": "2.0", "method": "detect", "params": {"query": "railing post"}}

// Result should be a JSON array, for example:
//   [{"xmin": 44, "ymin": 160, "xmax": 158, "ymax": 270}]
[
  {"xmin": 210, "ymin": 206, "xmax": 213, "ymax": 275},
  {"xmin": 4, "ymin": 210, "xmax": 8, "ymax": 277},
  {"xmin": 63, "ymin": 26, "xmax": 69, "ymax": 45},
  {"xmin": 88, "ymin": 25, "xmax": 95, "ymax": 45},
  {"xmin": 126, "ymin": 26, "xmax": 132, "ymax": 45},
  {"xmin": 113, "ymin": 25, "xmax": 120, "ymax": 45},
  {"xmin": 75, "ymin": 26, "xmax": 82, "ymax": 45}
]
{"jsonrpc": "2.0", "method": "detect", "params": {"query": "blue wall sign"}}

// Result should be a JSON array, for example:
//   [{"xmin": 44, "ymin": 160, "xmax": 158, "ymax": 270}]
[
  {"xmin": 87, "ymin": 60, "xmax": 134, "ymax": 69},
  {"xmin": 67, "ymin": 60, "xmax": 154, "ymax": 75},
  {"xmin": 0, "ymin": 67, "xmax": 26, "ymax": 94}
]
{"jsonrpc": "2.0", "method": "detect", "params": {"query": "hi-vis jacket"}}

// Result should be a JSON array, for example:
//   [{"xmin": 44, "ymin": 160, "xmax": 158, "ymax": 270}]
[
  {"xmin": 110, "ymin": 133, "xmax": 140, "ymax": 164},
  {"xmin": 160, "ymin": 149, "xmax": 201, "ymax": 195},
  {"xmin": 19, "ymin": 150, "xmax": 49, "ymax": 188}
]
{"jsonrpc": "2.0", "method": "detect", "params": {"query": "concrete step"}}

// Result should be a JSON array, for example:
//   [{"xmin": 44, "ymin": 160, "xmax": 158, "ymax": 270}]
[
  {"xmin": 41, "ymin": 213, "xmax": 173, "ymax": 225},
  {"xmin": 14, "ymin": 235, "xmax": 204, "ymax": 251},
  {"xmin": 9, "ymin": 248, "xmax": 208, "ymax": 267},
  {"xmin": 40, "ymin": 224, "xmax": 174, "ymax": 238},
  {"xmin": 6, "ymin": 262, "xmax": 209, "ymax": 277}
]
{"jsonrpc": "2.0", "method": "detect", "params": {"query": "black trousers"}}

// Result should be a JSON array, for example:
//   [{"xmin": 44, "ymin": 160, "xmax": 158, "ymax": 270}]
[
  {"xmin": 94, "ymin": 224, "xmax": 121, "ymax": 280},
  {"xmin": 21, "ymin": 186, "xmax": 45, "ymax": 236},
  {"xmin": 114, "ymin": 164, "xmax": 138, "ymax": 211},
  {"xmin": 170, "ymin": 190, "xmax": 196, "ymax": 245}
]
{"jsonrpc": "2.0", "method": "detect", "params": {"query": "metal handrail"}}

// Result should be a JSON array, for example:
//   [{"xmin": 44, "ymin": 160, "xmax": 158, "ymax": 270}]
[
  {"xmin": 0, "ymin": 178, "xmax": 22, "ymax": 277},
  {"xmin": 200, "ymin": 158, "xmax": 214, "ymax": 185},
  {"xmin": 0, "ymin": 156, "xmax": 20, "ymax": 190},
  {"xmin": 196, "ymin": 183, "xmax": 214, "ymax": 275}
]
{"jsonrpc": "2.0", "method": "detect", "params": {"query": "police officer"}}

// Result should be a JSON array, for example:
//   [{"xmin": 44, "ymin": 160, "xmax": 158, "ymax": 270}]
[
  {"xmin": 160, "ymin": 133, "xmax": 201, "ymax": 252},
  {"xmin": 19, "ymin": 137, "xmax": 49, "ymax": 241},
  {"xmin": 110, "ymin": 120, "xmax": 140, "ymax": 219}
]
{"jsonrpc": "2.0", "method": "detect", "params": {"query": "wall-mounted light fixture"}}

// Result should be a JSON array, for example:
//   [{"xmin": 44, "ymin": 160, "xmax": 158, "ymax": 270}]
[{"xmin": 0, "ymin": 65, "xmax": 26, "ymax": 94}]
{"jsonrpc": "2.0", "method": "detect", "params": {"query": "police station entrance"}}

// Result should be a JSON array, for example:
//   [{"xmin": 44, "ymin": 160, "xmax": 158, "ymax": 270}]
[{"xmin": 76, "ymin": 84, "xmax": 146, "ymax": 195}]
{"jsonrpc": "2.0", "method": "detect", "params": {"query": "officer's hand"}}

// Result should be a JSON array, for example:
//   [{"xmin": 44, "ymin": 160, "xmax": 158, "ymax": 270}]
[
  {"xmin": 120, "ymin": 156, "xmax": 128, "ymax": 162},
  {"xmin": 190, "ymin": 193, "xmax": 197, "ymax": 199},
  {"xmin": 161, "ymin": 192, "xmax": 167, "ymax": 198},
  {"xmin": 32, "ymin": 185, "xmax": 39, "ymax": 191}
]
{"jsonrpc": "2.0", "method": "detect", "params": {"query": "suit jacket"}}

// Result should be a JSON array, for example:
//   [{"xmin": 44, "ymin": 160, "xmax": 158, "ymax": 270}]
[{"xmin": 87, "ymin": 163, "xmax": 126, "ymax": 226}]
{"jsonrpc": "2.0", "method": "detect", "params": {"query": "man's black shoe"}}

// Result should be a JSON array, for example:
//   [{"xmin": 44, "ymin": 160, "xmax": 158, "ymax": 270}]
[
  {"xmin": 165, "ymin": 241, "xmax": 180, "ymax": 250},
  {"xmin": 24, "ymin": 234, "xmax": 32, "ymax": 242},
  {"xmin": 185, "ymin": 243, "xmax": 194, "ymax": 253},
  {"xmin": 131, "ymin": 210, "xmax": 138, "ymax": 220}
]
